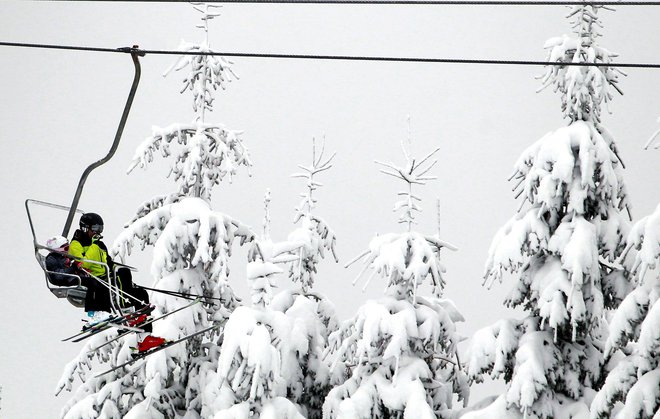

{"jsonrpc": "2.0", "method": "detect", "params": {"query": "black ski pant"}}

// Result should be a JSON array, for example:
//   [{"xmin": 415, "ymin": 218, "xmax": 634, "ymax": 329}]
[
  {"xmin": 83, "ymin": 268, "xmax": 153, "ymax": 332},
  {"xmin": 83, "ymin": 275, "xmax": 113, "ymax": 313},
  {"xmin": 116, "ymin": 268, "xmax": 153, "ymax": 333}
]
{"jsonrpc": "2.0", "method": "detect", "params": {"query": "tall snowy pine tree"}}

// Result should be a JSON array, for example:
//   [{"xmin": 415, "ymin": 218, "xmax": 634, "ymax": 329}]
[
  {"xmin": 323, "ymin": 137, "xmax": 468, "ymax": 419},
  {"xmin": 56, "ymin": 5, "xmax": 254, "ymax": 417},
  {"xmin": 465, "ymin": 5, "xmax": 631, "ymax": 419},
  {"xmin": 272, "ymin": 139, "xmax": 340, "ymax": 419}
]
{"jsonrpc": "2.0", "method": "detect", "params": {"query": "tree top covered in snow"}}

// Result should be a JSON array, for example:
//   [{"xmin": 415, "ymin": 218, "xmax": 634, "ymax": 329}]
[
  {"xmin": 291, "ymin": 137, "xmax": 336, "ymax": 223},
  {"xmin": 348, "ymin": 134, "xmax": 456, "ymax": 302},
  {"xmin": 164, "ymin": 3, "xmax": 236, "ymax": 119},
  {"xmin": 538, "ymin": 5, "xmax": 623, "ymax": 124},
  {"xmin": 375, "ymin": 131, "xmax": 440, "ymax": 231},
  {"xmin": 287, "ymin": 138, "xmax": 339, "ymax": 293}
]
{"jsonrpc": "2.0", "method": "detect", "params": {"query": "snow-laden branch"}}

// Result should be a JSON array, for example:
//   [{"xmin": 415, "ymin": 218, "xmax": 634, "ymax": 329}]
[
  {"xmin": 247, "ymin": 238, "xmax": 304, "ymax": 308},
  {"xmin": 112, "ymin": 197, "xmax": 254, "ymax": 282},
  {"xmin": 127, "ymin": 122, "xmax": 252, "ymax": 201},
  {"xmin": 323, "ymin": 296, "xmax": 467, "ymax": 418},
  {"xmin": 619, "ymin": 203, "xmax": 660, "ymax": 283},
  {"xmin": 508, "ymin": 122, "xmax": 627, "ymax": 223},
  {"xmin": 287, "ymin": 215, "xmax": 338, "ymax": 293},
  {"xmin": 465, "ymin": 319, "xmax": 522, "ymax": 384},
  {"xmin": 348, "ymin": 232, "xmax": 456, "ymax": 302}
]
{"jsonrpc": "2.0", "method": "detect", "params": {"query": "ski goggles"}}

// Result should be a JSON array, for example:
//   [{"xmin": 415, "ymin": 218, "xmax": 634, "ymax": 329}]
[{"xmin": 86, "ymin": 224, "xmax": 104, "ymax": 233}]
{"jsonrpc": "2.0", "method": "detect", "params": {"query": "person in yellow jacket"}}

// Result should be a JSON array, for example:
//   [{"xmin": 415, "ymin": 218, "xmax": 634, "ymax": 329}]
[
  {"xmin": 70, "ymin": 212, "xmax": 167, "ymax": 351},
  {"xmin": 70, "ymin": 212, "xmax": 113, "ymax": 315}
]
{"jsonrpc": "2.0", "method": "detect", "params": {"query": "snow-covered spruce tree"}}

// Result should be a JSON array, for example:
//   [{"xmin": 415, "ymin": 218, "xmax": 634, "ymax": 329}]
[
  {"xmin": 271, "ymin": 138, "xmax": 340, "ymax": 419},
  {"xmin": 56, "ymin": 5, "xmax": 254, "ymax": 418},
  {"xmin": 465, "ymin": 5, "xmax": 631, "ymax": 419},
  {"xmin": 202, "ymin": 140, "xmax": 340, "ymax": 418},
  {"xmin": 200, "ymin": 190, "xmax": 306, "ymax": 418},
  {"xmin": 323, "ymin": 139, "xmax": 467, "ymax": 419}
]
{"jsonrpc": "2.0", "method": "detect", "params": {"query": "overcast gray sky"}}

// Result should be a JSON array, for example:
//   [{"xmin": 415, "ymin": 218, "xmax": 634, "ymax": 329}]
[{"xmin": 1, "ymin": 1, "xmax": 658, "ymax": 417}]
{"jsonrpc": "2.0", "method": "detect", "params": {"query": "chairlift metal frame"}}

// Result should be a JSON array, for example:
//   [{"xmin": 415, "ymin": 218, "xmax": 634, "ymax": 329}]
[
  {"xmin": 26, "ymin": 49, "xmax": 143, "ymax": 308},
  {"xmin": 26, "ymin": 199, "xmax": 131, "ymax": 311}
]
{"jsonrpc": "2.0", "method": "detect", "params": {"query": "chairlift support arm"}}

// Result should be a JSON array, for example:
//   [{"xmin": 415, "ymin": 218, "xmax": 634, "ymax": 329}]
[{"xmin": 62, "ymin": 48, "xmax": 144, "ymax": 237}]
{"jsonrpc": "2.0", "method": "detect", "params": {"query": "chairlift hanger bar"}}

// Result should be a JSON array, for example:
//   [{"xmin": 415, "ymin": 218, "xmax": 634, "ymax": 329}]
[
  {"xmin": 2, "ymin": 42, "xmax": 660, "ymax": 69},
  {"xmin": 61, "ymin": 47, "xmax": 145, "ymax": 237},
  {"xmin": 38, "ymin": 0, "xmax": 660, "ymax": 5}
]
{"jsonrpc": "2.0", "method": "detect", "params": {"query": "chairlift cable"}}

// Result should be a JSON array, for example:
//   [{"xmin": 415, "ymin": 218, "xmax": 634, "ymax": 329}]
[
  {"xmin": 33, "ymin": 0, "xmax": 660, "ymax": 5},
  {"xmin": 1, "ymin": 41, "xmax": 660, "ymax": 69}
]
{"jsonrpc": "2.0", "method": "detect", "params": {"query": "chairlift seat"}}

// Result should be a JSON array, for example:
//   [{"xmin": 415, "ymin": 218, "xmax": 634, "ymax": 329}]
[{"xmin": 36, "ymin": 245, "xmax": 88, "ymax": 308}]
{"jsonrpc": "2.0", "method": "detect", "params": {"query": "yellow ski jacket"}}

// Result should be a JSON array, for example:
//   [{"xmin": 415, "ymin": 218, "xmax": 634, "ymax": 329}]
[{"xmin": 70, "ymin": 230, "xmax": 109, "ymax": 278}]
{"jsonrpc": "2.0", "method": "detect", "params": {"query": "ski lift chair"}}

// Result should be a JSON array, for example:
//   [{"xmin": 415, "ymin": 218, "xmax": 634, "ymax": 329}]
[
  {"xmin": 27, "ymin": 200, "xmax": 133, "ymax": 312},
  {"xmin": 26, "ymin": 199, "xmax": 114, "ymax": 308}
]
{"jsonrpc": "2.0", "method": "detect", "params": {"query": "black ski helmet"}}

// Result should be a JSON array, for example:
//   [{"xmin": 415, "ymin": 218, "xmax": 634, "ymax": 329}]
[{"xmin": 80, "ymin": 212, "xmax": 104, "ymax": 233}]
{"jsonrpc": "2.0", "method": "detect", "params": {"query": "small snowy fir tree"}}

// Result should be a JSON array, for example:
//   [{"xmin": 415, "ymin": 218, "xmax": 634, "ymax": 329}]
[
  {"xmin": 286, "ymin": 137, "xmax": 338, "ymax": 294},
  {"xmin": 203, "ymin": 140, "xmax": 340, "ymax": 419},
  {"xmin": 272, "ymin": 138, "xmax": 340, "ymax": 419},
  {"xmin": 464, "ymin": 6, "xmax": 631, "ymax": 419},
  {"xmin": 56, "ymin": 5, "xmax": 254, "ymax": 418},
  {"xmin": 323, "ymin": 135, "xmax": 468, "ymax": 419},
  {"xmin": 200, "ymin": 190, "xmax": 306, "ymax": 418}
]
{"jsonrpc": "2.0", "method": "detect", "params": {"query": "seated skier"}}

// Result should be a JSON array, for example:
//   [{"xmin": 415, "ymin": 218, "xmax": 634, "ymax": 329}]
[
  {"xmin": 70, "ymin": 212, "xmax": 165, "ymax": 352},
  {"xmin": 44, "ymin": 236, "xmax": 90, "ymax": 287},
  {"xmin": 69, "ymin": 212, "xmax": 113, "ymax": 320}
]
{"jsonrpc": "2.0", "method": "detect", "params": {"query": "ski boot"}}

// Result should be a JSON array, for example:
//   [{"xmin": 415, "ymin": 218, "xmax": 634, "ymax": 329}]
[{"xmin": 137, "ymin": 335, "xmax": 167, "ymax": 353}]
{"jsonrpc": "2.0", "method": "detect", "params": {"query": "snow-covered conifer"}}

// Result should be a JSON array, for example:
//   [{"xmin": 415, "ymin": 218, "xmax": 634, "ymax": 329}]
[
  {"xmin": 465, "ymin": 6, "xmax": 630, "ymax": 419},
  {"xmin": 323, "ymin": 136, "xmax": 467, "ymax": 419},
  {"xmin": 201, "ymin": 191, "xmax": 306, "ymax": 418},
  {"xmin": 274, "ymin": 138, "xmax": 340, "ymax": 418},
  {"xmin": 201, "ymin": 139, "xmax": 340, "ymax": 418},
  {"xmin": 57, "ymin": 5, "xmax": 254, "ymax": 418}
]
